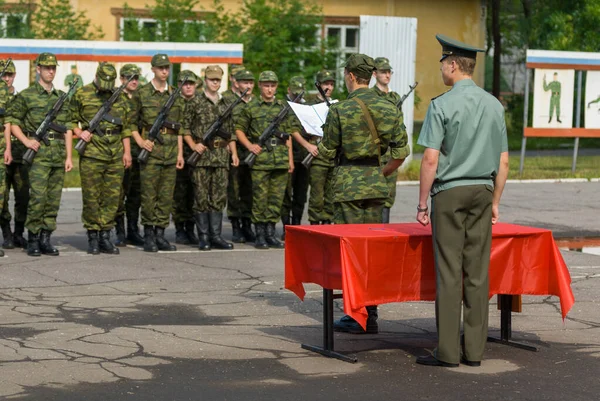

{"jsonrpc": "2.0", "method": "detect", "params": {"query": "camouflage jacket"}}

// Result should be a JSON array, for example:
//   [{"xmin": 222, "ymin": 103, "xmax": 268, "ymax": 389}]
[
  {"xmin": 319, "ymin": 87, "xmax": 409, "ymax": 202},
  {"xmin": 231, "ymin": 95, "xmax": 255, "ymax": 159},
  {"xmin": 287, "ymin": 94, "xmax": 312, "ymax": 163},
  {"xmin": 6, "ymin": 88, "xmax": 27, "ymax": 163},
  {"xmin": 183, "ymin": 91, "xmax": 234, "ymax": 168},
  {"xmin": 0, "ymin": 81, "xmax": 9, "ymax": 153},
  {"xmin": 304, "ymin": 94, "xmax": 335, "ymax": 168},
  {"xmin": 221, "ymin": 89, "xmax": 238, "ymax": 104},
  {"xmin": 71, "ymin": 82, "xmax": 135, "ymax": 162},
  {"xmin": 132, "ymin": 81, "xmax": 185, "ymax": 165},
  {"xmin": 125, "ymin": 90, "xmax": 142, "ymax": 158},
  {"xmin": 372, "ymin": 86, "xmax": 407, "ymax": 164},
  {"xmin": 180, "ymin": 94, "xmax": 196, "ymax": 159},
  {"xmin": 235, "ymin": 97, "xmax": 300, "ymax": 170}
]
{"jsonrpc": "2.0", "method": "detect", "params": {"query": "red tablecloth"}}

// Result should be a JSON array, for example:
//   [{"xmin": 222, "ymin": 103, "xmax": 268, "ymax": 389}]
[{"xmin": 284, "ymin": 223, "xmax": 575, "ymax": 329}]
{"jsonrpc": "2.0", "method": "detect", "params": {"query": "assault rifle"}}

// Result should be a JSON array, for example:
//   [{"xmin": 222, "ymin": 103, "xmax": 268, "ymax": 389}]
[
  {"xmin": 138, "ymin": 76, "xmax": 187, "ymax": 164},
  {"xmin": 23, "ymin": 78, "xmax": 79, "ymax": 165},
  {"xmin": 74, "ymin": 74, "xmax": 135, "ymax": 156},
  {"xmin": 244, "ymin": 91, "xmax": 304, "ymax": 168},
  {"xmin": 397, "ymin": 82, "xmax": 418, "ymax": 108},
  {"xmin": 301, "ymin": 81, "xmax": 331, "ymax": 168},
  {"xmin": 186, "ymin": 88, "xmax": 249, "ymax": 167}
]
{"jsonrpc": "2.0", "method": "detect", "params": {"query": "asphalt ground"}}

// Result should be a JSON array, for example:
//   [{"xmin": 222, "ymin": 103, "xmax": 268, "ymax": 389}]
[{"xmin": 0, "ymin": 182, "xmax": 599, "ymax": 400}]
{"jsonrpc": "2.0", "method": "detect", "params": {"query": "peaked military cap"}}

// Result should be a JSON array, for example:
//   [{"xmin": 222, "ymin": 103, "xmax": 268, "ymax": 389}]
[
  {"xmin": 342, "ymin": 53, "xmax": 375, "ymax": 79},
  {"xmin": 436, "ymin": 34, "xmax": 485, "ymax": 61},
  {"xmin": 316, "ymin": 70, "xmax": 335, "ymax": 83},
  {"xmin": 374, "ymin": 57, "xmax": 392, "ymax": 71},
  {"xmin": 178, "ymin": 70, "xmax": 199, "ymax": 83},
  {"xmin": 36, "ymin": 52, "xmax": 58, "ymax": 66},
  {"xmin": 0, "ymin": 59, "xmax": 16, "ymax": 74},
  {"xmin": 258, "ymin": 70, "xmax": 278, "ymax": 82},
  {"xmin": 288, "ymin": 76, "xmax": 306, "ymax": 93},
  {"xmin": 205, "ymin": 65, "xmax": 224, "ymax": 79},
  {"xmin": 151, "ymin": 54, "xmax": 171, "ymax": 67},
  {"xmin": 120, "ymin": 63, "xmax": 141, "ymax": 78},
  {"xmin": 95, "ymin": 62, "xmax": 117, "ymax": 91},
  {"xmin": 234, "ymin": 69, "xmax": 254, "ymax": 81}
]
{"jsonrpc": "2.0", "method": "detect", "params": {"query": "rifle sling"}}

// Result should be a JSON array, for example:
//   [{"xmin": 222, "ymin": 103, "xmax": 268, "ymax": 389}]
[
  {"xmin": 102, "ymin": 113, "xmax": 122, "ymax": 126},
  {"xmin": 353, "ymin": 97, "xmax": 381, "ymax": 164}
]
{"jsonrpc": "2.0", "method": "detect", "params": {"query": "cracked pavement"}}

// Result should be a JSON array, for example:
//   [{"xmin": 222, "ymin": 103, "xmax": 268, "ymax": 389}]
[{"xmin": 0, "ymin": 182, "xmax": 598, "ymax": 400}]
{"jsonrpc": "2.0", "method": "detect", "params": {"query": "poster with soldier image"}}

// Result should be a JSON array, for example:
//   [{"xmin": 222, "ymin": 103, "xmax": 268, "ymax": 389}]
[
  {"xmin": 584, "ymin": 71, "xmax": 600, "ymax": 129},
  {"xmin": 532, "ymin": 68, "xmax": 575, "ymax": 128}
]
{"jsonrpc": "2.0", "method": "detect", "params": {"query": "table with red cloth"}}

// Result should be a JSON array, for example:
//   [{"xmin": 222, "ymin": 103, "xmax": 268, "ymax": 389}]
[{"xmin": 284, "ymin": 223, "xmax": 575, "ymax": 362}]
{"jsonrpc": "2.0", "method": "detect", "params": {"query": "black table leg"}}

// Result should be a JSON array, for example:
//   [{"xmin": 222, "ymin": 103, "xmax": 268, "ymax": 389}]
[
  {"xmin": 301, "ymin": 289, "xmax": 358, "ymax": 363},
  {"xmin": 487, "ymin": 294, "xmax": 538, "ymax": 352}
]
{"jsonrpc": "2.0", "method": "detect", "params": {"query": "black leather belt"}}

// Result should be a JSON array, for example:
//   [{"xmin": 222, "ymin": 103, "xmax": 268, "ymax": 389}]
[
  {"xmin": 337, "ymin": 155, "xmax": 379, "ymax": 167},
  {"xmin": 95, "ymin": 127, "xmax": 122, "ymax": 136},
  {"xmin": 267, "ymin": 137, "xmax": 287, "ymax": 147}
]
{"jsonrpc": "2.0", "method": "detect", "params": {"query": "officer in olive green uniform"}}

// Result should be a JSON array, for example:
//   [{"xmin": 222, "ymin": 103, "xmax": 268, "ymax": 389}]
[
  {"xmin": 543, "ymin": 72, "xmax": 562, "ymax": 123},
  {"xmin": 282, "ymin": 76, "xmax": 309, "ymax": 239},
  {"xmin": 319, "ymin": 54, "xmax": 409, "ymax": 334},
  {"xmin": 173, "ymin": 70, "xmax": 200, "ymax": 246},
  {"xmin": 7, "ymin": 53, "xmax": 74, "ymax": 257},
  {"xmin": 235, "ymin": 71, "xmax": 300, "ymax": 249},
  {"xmin": 0, "ymin": 64, "xmax": 11, "ymax": 257},
  {"xmin": 131, "ymin": 54, "xmax": 185, "ymax": 252},
  {"xmin": 1, "ymin": 59, "xmax": 28, "ymax": 251},
  {"xmin": 71, "ymin": 62, "xmax": 134, "ymax": 255},
  {"xmin": 226, "ymin": 68, "xmax": 256, "ymax": 244},
  {"xmin": 415, "ymin": 35, "xmax": 509, "ymax": 368},
  {"xmin": 64, "ymin": 64, "xmax": 84, "ymax": 95},
  {"xmin": 115, "ymin": 64, "xmax": 144, "ymax": 247},
  {"xmin": 372, "ymin": 57, "xmax": 408, "ymax": 223},
  {"xmin": 184, "ymin": 65, "xmax": 237, "ymax": 251}
]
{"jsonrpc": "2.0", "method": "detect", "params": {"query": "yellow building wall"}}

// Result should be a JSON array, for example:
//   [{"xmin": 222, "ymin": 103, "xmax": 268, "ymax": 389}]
[{"xmin": 73, "ymin": 0, "xmax": 486, "ymax": 120}]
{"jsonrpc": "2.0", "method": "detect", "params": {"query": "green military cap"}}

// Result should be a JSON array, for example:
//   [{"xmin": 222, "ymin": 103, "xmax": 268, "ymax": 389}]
[
  {"xmin": 71, "ymin": 64, "xmax": 77, "ymax": 69},
  {"xmin": 288, "ymin": 76, "xmax": 306, "ymax": 94},
  {"xmin": 316, "ymin": 70, "xmax": 335, "ymax": 83},
  {"xmin": 36, "ymin": 52, "xmax": 58, "ymax": 66},
  {"xmin": 0, "ymin": 59, "xmax": 16, "ymax": 74},
  {"xmin": 342, "ymin": 53, "xmax": 375, "ymax": 79},
  {"xmin": 374, "ymin": 57, "xmax": 392, "ymax": 71},
  {"xmin": 119, "ymin": 63, "xmax": 141, "ymax": 78},
  {"xmin": 205, "ymin": 65, "xmax": 224, "ymax": 79},
  {"xmin": 95, "ymin": 62, "xmax": 117, "ymax": 91},
  {"xmin": 258, "ymin": 70, "xmax": 278, "ymax": 82},
  {"xmin": 178, "ymin": 69, "xmax": 198, "ymax": 83},
  {"xmin": 234, "ymin": 69, "xmax": 254, "ymax": 81},
  {"xmin": 436, "ymin": 34, "xmax": 485, "ymax": 61},
  {"xmin": 230, "ymin": 64, "xmax": 245, "ymax": 76},
  {"xmin": 151, "ymin": 53, "xmax": 171, "ymax": 67}
]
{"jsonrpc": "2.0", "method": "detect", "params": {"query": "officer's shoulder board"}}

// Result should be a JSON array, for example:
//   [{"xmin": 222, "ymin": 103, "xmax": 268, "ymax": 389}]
[{"xmin": 431, "ymin": 90, "xmax": 451, "ymax": 101}]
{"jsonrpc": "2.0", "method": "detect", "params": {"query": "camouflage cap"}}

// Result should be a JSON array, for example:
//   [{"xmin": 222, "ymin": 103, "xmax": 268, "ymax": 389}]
[
  {"xmin": 36, "ymin": 52, "xmax": 58, "ymax": 67},
  {"xmin": 178, "ymin": 70, "xmax": 199, "ymax": 83},
  {"xmin": 374, "ymin": 57, "xmax": 392, "ymax": 71},
  {"xmin": 288, "ymin": 76, "xmax": 306, "ymax": 94},
  {"xmin": 205, "ymin": 65, "xmax": 224, "ymax": 79},
  {"xmin": 342, "ymin": 53, "xmax": 375, "ymax": 79},
  {"xmin": 0, "ymin": 59, "xmax": 16, "ymax": 74},
  {"xmin": 229, "ymin": 64, "xmax": 245, "ymax": 77},
  {"xmin": 151, "ymin": 53, "xmax": 171, "ymax": 67},
  {"xmin": 234, "ymin": 69, "xmax": 254, "ymax": 81},
  {"xmin": 95, "ymin": 62, "xmax": 117, "ymax": 91},
  {"xmin": 120, "ymin": 63, "xmax": 141, "ymax": 78},
  {"xmin": 436, "ymin": 33, "xmax": 484, "ymax": 61},
  {"xmin": 316, "ymin": 70, "xmax": 335, "ymax": 83},
  {"xmin": 258, "ymin": 70, "xmax": 278, "ymax": 82}
]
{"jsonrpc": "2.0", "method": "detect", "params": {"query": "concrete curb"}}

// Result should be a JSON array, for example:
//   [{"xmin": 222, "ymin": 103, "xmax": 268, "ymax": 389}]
[{"xmin": 397, "ymin": 178, "xmax": 600, "ymax": 186}]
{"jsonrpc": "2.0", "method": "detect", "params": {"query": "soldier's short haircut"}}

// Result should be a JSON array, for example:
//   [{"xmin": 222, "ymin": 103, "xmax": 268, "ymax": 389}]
[
  {"xmin": 445, "ymin": 55, "xmax": 476, "ymax": 76},
  {"xmin": 345, "ymin": 68, "xmax": 370, "ymax": 85}
]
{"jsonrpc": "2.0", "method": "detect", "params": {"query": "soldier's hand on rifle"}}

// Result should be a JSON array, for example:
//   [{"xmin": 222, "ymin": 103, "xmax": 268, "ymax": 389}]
[
  {"xmin": 194, "ymin": 143, "xmax": 207, "ymax": 154},
  {"xmin": 4, "ymin": 149, "xmax": 12, "ymax": 165},
  {"xmin": 26, "ymin": 139, "xmax": 41, "ymax": 152},
  {"xmin": 142, "ymin": 139, "xmax": 154, "ymax": 153},
  {"xmin": 176, "ymin": 154, "xmax": 184, "ymax": 170},
  {"xmin": 305, "ymin": 143, "xmax": 319, "ymax": 157},
  {"xmin": 231, "ymin": 154, "xmax": 239, "ymax": 167},
  {"xmin": 248, "ymin": 143, "xmax": 262, "ymax": 155},
  {"xmin": 80, "ymin": 130, "xmax": 93, "ymax": 143},
  {"xmin": 65, "ymin": 157, "xmax": 73, "ymax": 172},
  {"xmin": 123, "ymin": 151, "xmax": 132, "ymax": 169}
]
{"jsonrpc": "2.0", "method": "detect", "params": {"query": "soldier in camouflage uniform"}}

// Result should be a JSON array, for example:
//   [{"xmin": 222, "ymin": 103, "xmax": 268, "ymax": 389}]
[
  {"xmin": 1, "ymin": 59, "xmax": 27, "ymax": 251},
  {"xmin": 172, "ymin": 70, "xmax": 200, "ymax": 246},
  {"xmin": 71, "ymin": 62, "xmax": 134, "ymax": 255},
  {"xmin": 184, "ymin": 65, "xmax": 236, "ymax": 251},
  {"xmin": 319, "ymin": 54, "xmax": 409, "ymax": 334},
  {"xmin": 226, "ymin": 68, "xmax": 256, "ymax": 244},
  {"xmin": 114, "ymin": 64, "xmax": 144, "ymax": 247},
  {"xmin": 235, "ymin": 71, "xmax": 300, "ymax": 249},
  {"xmin": 221, "ymin": 64, "xmax": 245, "ymax": 104},
  {"xmin": 372, "ymin": 57, "xmax": 408, "ymax": 223},
  {"xmin": 0, "ymin": 64, "xmax": 11, "ymax": 257},
  {"xmin": 130, "ymin": 54, "xmax": 185, "ymax": 252},
  {"xmin": 7, "ymin": 53, "xmax": 74, "ymax": 257}
]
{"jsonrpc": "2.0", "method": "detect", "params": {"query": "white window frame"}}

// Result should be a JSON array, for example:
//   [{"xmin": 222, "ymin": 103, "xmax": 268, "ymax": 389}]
[
  {"xmin": 322, "ymin": 24, "xmax": 360, "ymax": 87},
  {"xmin": 0, "ymin": 13, "xmax": 27, "ymax": 38}
]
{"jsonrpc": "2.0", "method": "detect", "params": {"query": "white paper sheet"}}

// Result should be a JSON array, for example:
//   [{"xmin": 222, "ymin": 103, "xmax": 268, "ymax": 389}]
[{"xmin": 287, "ymin": 101, "xmax": 334, "ymax": 137}]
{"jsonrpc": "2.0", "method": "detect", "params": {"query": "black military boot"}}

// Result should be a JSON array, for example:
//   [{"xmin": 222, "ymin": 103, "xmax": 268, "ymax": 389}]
[
  {"xmin": 193, "ymin": 213, "xmax": 211, "ymax": 251},
  {"xmin": 185, "ymin": 220, "xmax": 199, "ymax": 245},
  {"xmin": 209, "ymin": 212, "xmax": 233, "ymax": 250},
  {"xmin": 333, "ymin": 306, "xmax": 379, "ymax": 334},
  {"xmin": 382, "ymin": 207, "xmax": 391, "ymax": 224},
  {"xmin": 39, "ymin": 229, "xmax": 59, "ymax": 256},
  {"xmin": 143, "ymin": 225, "xmax": 158, "ymax": 253},
  {"xmin": 1, "ymin": 221, "xmax": 14, "ymax": 249},
  {"xmin": 155, "ymin": 227, "xmax": 176, "ymax": 251},
  {"xmin": 241, "ymin": 218, "xmax": 256, "ymax": 243},
  {"xmin": 291, "ymin": 215, "xmax": 302, "ymax": 226},
  {"xmin": 230, "ymin": 218, "xmax": 245, "ymax": 243},
  {"xmin": 254, "ymin": 223, "xmax": 269, "ymax": 250},
  {"xmin": 321, "ymin": 220, "xmax": 332, "ymax": 225},
  {"xmin": 87, "ymin": 230, "xmax": 100, "ymax": 255},
  {"xmin": 265, "ymin": 222, "xmax": 284, "ymax": 249},
  {"xmin": 114, "ymin": 215, "xmax": 126, "ymax": 247},
  {"xmin": 27, "ymin": 231, "xmax": 41, "ymax": 257},
  {"xmin": 175, "ymin": 222, "xmax": 190, "ymax": 245},
  {"xmin": 99, "ymin": 230, "xmax": 120, "ymax": 254},
  {"xmin": 127, "ymin": 217, "xmax": 145, "ymax": 246},
  {"xmin": 281, "ymin": 215, "xmax": 290, "ymax": 241},
  {"xmin": 13, "ymin": 221, "xmax": 26, "ymax": 249}
]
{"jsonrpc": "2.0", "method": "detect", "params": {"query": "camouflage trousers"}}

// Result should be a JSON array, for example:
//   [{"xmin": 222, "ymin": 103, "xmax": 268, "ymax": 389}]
[
  {"xmin": 384, "ymin": 171, "xmax": 398, "ymax": 208},
  {"xmin": 140, "ymin": 163, "xmax": 177, "ymax": 228},
  {"xmin": 1, "ymin": 162, "xmax": 29, "ymax": 225},
  {"xmin": 308, "ymin": 164, "xmax": 334, "ymax": 223},
  {"xmin": 117, "ymin": 160, "xmax": 142, "ymax": 224},
  {"xmin": 333, "ymin": 198, "xmax": 385, "ymax": 224},
  {"xmin": 192, "ymin": 166, "xmax": 228, "ymax": 213},
  {"xmin": 80, "ymin": 157, "xmax": 124, "ymax": 231},
  {"xmin": 251, "ymin": 169, "xmax": 288, "ymax": 224},
  {"xmin": 26, "ymin": 163, "xmax": 65, "ymax": 234},
  {"xmin": 172, "ymin": 164, "xmax": 194, "ymax": 223},
  {"xmin": 226, "ymin": 164, "xmax": 253, "ymax": 219},
  {"xmin": 0, "ymin": 163, "xmax": 5, "ymax": 224},
  {"xmin": 281, "ymin": 161, "xmax": 309, "ymax": 220}
]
